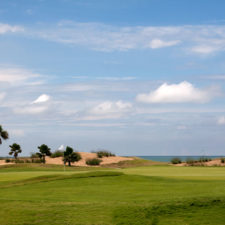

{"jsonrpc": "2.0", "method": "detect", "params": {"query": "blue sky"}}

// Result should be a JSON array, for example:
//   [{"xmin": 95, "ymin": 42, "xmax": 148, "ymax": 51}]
[{"xmin": 1, "ymin": 0, "xmax": 225, "ymax": 156}]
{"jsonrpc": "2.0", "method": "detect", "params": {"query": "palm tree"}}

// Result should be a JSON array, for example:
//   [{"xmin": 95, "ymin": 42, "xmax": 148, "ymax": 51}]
[
  {"xmin": 0, "ymin": 125, "xmax": 9, "ymax": 145},
  {"xmin": 37, "ymin": 144, "xmax": 51, "ymax": 163},
  {"xmin": 63, "ymin": 146, "xmax": 81, "ymax": 166},
  {"xmin": 9, "ymin": 143, "xmax": 22, "ymax": 160}
]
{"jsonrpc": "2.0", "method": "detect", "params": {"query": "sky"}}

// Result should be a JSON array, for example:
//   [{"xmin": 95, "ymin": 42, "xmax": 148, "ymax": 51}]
[{"xmin": 1, "ymin": 0, "xmax": 225, "ymax": 156}]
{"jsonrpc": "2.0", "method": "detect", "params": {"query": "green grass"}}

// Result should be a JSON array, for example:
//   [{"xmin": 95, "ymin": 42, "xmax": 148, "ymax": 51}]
[{"xmin": 0, "ymin": 164, "xmax": 224, "ymax": 224}]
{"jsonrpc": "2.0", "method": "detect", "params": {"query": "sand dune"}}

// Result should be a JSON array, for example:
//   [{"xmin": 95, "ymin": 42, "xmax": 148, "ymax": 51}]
[{"xmin": 46, "ymin": 152, "xmax": 133, "ymax": 166}]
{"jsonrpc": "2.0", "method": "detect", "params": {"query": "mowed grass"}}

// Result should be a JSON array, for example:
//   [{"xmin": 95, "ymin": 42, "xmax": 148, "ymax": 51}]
[{"xmin": 0, "ymin": 164, "xmax": 224, "ymax": 224}]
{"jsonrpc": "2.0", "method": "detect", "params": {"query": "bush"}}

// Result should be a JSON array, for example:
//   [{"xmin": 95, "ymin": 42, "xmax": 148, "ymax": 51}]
[
  {"xmin": 96, "ymin": 150, "xmax": 115, "ymax": 158},
  {"xmin": 198, "ymin": 157, "xmax": 211, "ymax": 162},
  {"xmin": 25, "ymin": 159, "xmax": 32, "ymax": 163},
  {"xmin": 5, "ymin": 158, "xmax": 11, "ymax": 163},
  {"xmin": 86, "ymin": 158, "xmax": 102, "ymax": 166},
  {"xmin": 171, "ymin": 157, "xmax": 182, "ymax": 164},
  {"xmin": 51, "ymin": 150, "xmax": 64, "ymax": 158},
  {"xmin": 14, "ymin": 159, "xmax": 25, "ymax": 163},
  {"xmin": 186, "ymin": 158, "xmax": 196, "ymax": 166},
  {"xmin": 221, "ymin": 158, "xmax": 225, "ymax": 163},
  {"xmin": 31, "ymin": 159, "xmax": 44, "ymax": 163}
]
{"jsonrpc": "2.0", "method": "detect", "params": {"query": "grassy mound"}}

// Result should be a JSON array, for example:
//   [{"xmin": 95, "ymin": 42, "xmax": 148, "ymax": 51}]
[{"xmin": 102, "ymin": 157, "xmax": 166, "ymax": 168}]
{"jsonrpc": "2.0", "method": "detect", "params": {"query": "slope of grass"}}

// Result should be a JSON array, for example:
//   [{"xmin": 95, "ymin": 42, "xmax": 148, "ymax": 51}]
[
  {"xmin": 103, "ymin": 157, "xmax": 166, "ymax": 168},
  {"xmin": 0, "ymin": 164, "xmax": 224, "ymax": 224}
]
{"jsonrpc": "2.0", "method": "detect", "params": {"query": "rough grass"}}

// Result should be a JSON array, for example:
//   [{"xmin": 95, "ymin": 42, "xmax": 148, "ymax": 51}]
[
  {"xmin": 0, "ymin": 164, "xmax": 224, "ymax": 224},
  {"xmin": 102, "ymin": 157, "xmax": 166, "ymax": 168}
]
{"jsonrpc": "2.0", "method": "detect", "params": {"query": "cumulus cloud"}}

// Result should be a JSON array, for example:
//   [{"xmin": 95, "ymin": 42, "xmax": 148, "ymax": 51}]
[
  {"xmin": 32, "ymin": 94, "xmax": 50, "ymax": 104},
  {"xmin": 217, "ymin": 116, "xmax": 225, "ymax": 125},
  {"xmin": 136, "ymin": 81, "xmax": 212, "ymax": 103},
  {"xmin": 13, "ymin": 94, "xmax": 50, "ymax": 115}
]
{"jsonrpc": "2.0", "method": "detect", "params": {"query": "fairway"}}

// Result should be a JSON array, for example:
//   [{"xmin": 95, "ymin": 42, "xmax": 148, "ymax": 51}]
[{"xmin": 0, "ymin": 164, "xmax": 224, "ymax": 225}]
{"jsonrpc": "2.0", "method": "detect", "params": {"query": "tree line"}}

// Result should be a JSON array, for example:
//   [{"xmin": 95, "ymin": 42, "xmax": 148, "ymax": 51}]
[{"xmin": 0, "ymin": 125, "xmax": 81, "ymax": 166}]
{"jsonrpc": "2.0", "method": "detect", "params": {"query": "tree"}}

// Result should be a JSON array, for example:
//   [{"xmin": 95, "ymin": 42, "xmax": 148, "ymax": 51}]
[
  {"xmin": 37, "ymin": 144, "xmax": 51, "ymax": 164},
  {"xmin": 0, "ymin": 125, "xmax": 9, "ymax": 145},
  {"xmin": 9, "ymin": 143, "xmax": 22, "ymax": 160},
  {"xmin": 63, "ymin": 146, "xmax": 81, "ymax": 166}
]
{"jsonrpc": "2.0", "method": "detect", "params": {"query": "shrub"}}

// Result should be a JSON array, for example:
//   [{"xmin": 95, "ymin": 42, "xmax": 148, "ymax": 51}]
[
  {"xmin": 186, "ymin": 158, "xmax": 196, "ymax": 166},
  {"xmin": 31, "ymin": 159, "xmax": 44, "ymax": 163},
  {"xmin": 14, "ymin": 159, "xmax": 25, "ymax": 163},
  {"xmin": 221, "ymin": 158, "xmax": 225, "ymax": 163},
  {"xmin": 25, "ymin": 159, "xmax": 32, "ymax": 163},
  {"xmin": 198, "ymin": 157, "xmax": 211, "ymax": 162},
  {"xmin": 5, "ymin": 158, "xmax": 11, "ymax": 163},
  {"xmin": 96, "ymin": 150, "xmax": 115, "ymax": 158},
  {"xmin": 30, "ymin": 152, "xmax": 39, "ymax": 158},
  {"xmin": 86, "ymin": 158, "xmax": 102, "ymax": 166},
  {"xmin": 51, "ymin": 150, "xmax": 64, "ymax": 158},
  {"xmin": 171, "ymin": 157, "xmax": 182, "ymax": 164}
]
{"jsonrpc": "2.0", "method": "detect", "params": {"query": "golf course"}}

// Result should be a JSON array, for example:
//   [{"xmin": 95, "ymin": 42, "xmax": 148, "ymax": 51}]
[{"xmin": 0, "ymin": 162, "xmax": 224, "ymax": 225}]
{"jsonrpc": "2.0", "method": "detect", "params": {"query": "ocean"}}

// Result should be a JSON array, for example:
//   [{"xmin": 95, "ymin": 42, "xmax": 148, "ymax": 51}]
[{"xmin": 137, "ymin": 155, "xmax": 224, "ymax": 162}]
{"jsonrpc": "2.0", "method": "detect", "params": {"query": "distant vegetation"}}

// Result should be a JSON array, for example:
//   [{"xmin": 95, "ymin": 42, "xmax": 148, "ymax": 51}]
[
  {"xmin": 95, "ymin": 150, "xmax": 115, "ymax": 158},
  {"xmin": 171, "ymin": 157, "xmax": 182, "ymax": 164},
  {"xmin": 86, "ymin": 158, "xmax": 102, "ymax": 166},
  {"xmin": 50, "ymin": 150, "xmax": 64, "ymax": 158},
  {"xmin": 171, "ymin": 157, "xmax": 213, "ymax": 165},
  {"xmin": 186, "ymin": 157, "xmax": 212, "ymax": 166}
]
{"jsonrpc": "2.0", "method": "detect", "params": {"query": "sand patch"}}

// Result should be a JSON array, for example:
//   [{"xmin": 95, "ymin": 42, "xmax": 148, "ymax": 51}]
[{"xmin": 0, "ymin": 160, "xmax": 14, "ymax": 165}]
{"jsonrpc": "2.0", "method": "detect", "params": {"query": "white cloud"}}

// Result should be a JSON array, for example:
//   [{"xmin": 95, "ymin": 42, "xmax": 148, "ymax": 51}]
[
  {"xmin": 136, "ymin": 81, "xmax": 211, "ymax": 103},
  {"xmin": 191, "ymin": 45, "xmax": 218, "ymax": 54},
  {"xmin": 14, "ymin": 94, "xmax": 51, "ymax": 115},
  {"xmin": 58, "ymin": 144, "xmax": 64, "ymax": 150},
  {"xmin": 79, "ymin": 100, "xmax": 132, "ymax": 120},
  {"xmin": 30, "ymin": 22, "xmax": 225, "ymax": 54},
  {"xmin": 14, "ymin": 105, "xmax": 48, "ymax": 115},
  {"xmin": 0, "ymin": 23, "xmax": 24, "ymax": 34},
  {"xmin": 90, "ymin": 101, "xmax": 132, "ymax": 115},
  {"xmin": 217, "ymin": 116, "xmax": 225, "ymax": 125},
  {"xmin": 0, "ymin": 67, "xmax": 40, "ymax": 84},
  {"xmin": 148, "ymin": 39, "xmax": 180, "ymax": 49},
  {"xmin": 32, "ymin": 94, "xmax": 50, "ymax": 104}
]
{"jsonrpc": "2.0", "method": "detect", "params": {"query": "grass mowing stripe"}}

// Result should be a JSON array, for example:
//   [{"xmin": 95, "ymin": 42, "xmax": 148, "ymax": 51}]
[{"xmin": 0, "ymin": 171, "xmax": 123, "ymax": 188}]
